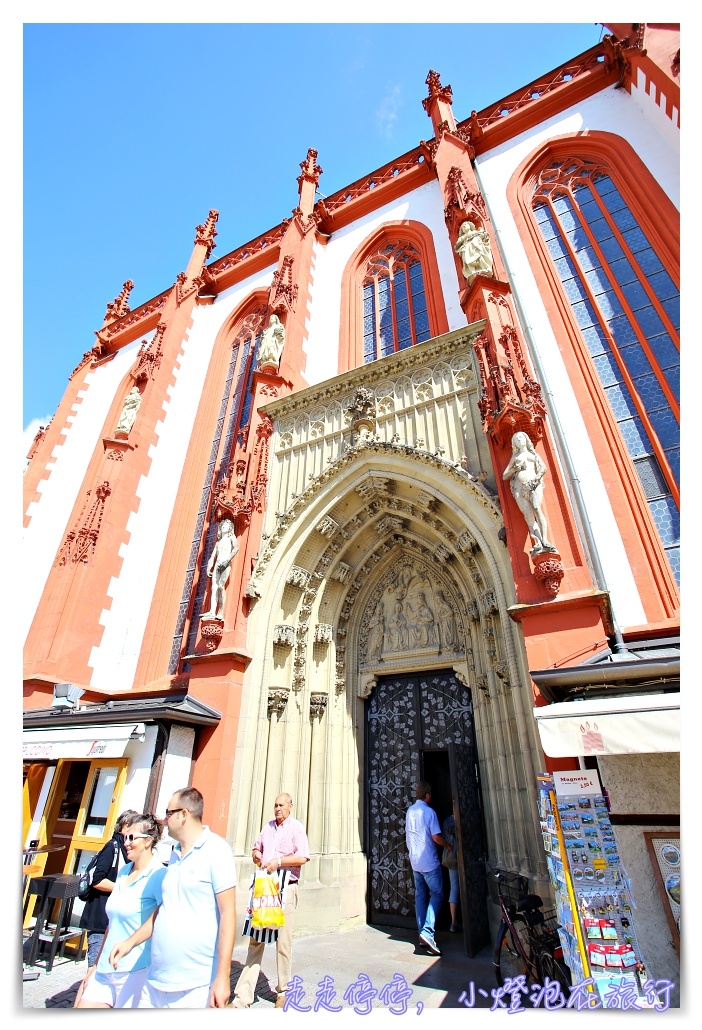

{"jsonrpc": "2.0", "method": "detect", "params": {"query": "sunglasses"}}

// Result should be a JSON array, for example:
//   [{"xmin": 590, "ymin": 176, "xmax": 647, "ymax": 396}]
[
  {"xmin": 124, "ymin": 833, "xmax": 150, "ymax": 843},
  {"xmin": 164, "ymin": 808, "xmax": 186, "ymax": 819}
]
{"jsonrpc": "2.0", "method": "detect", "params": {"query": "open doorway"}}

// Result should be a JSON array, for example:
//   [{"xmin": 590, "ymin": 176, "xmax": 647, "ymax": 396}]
[{"xmin": 421, "ymin": 750, "xmax": 454, "ymax": 933}]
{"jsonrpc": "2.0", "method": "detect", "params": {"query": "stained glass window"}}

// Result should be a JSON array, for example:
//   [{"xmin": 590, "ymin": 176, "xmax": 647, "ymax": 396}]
[
  {"xmin": 533, "ymin": 160, "xmax": 679, "ymax": 583},
  {"xmin": 362, "ymin": 242, "xmax": 431, "ymax": 362}
]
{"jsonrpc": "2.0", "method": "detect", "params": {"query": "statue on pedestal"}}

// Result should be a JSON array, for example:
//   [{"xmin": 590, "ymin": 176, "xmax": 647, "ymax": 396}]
[
  {"xmin": 454, "ymin": 220, "xmax": 493, "ymax": 285},
  {"xmin": 502, "ymin": 432, "xmax": 556, "ymax": 555},
  {"xmin": 115, "ymin": 385, "xmax": 142, "ymax": 435},
  {"xmin": 256, "ymin": 314, "xmax": 286, "ymax": 371},
  {"xmin": 202, "ymin": 519, "xmax": 239, "ymax": 620}
]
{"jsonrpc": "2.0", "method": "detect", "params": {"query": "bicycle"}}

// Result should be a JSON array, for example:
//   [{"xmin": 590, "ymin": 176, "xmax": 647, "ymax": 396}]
[{"xmin": 488, "ymin": 866, "xmax": 571, "ymax": 990}]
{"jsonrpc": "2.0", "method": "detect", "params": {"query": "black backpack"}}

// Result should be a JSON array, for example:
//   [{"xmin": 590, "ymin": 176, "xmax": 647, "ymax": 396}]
[{"xmin": 78, "ymin": 839, "xmax": 119, "ymax": 901}]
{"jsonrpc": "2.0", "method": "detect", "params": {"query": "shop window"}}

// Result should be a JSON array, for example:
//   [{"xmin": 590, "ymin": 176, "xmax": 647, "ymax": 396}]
[
  {"xmin": 362, "ymin": 242, "xmax": 431, "ymax": 363},
  {"xmin": 532, "ymin": 159, "xmax": 679, "ymax": 583}
]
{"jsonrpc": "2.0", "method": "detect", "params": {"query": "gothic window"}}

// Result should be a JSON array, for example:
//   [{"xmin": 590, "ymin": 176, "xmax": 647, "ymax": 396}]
[
  {"xmin": 362, "ymin": 242, "xmax": 431, "ymax": 363},
  {"xmin": 532, "ymin": 159, "xmax": 679, "ymax": 583}
]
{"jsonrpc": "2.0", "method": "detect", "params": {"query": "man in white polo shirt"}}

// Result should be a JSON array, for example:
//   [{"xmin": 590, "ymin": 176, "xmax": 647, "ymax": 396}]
[
  {"xmin": 109, "ymin": 787, "xmax": 237, "ymax": 1008},
  {"xmin": 405, "ymin": 780, "xmax": 451, "ymax": 957}
]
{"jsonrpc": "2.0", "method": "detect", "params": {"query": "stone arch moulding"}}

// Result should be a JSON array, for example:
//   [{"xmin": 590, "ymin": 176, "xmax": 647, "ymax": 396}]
[
  {"xmin": 338, "ymin": 219, "xmax": 450, "ymax": 373},
  {"xmin": 246, "ymin": 445, "xmax": 527, "ymax": 711}
]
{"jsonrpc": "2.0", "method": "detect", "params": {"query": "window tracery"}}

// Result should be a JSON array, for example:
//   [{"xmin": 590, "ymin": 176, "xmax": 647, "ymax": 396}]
[
  {"xmin": 361, "ymin": 241, "xmax": 431, "ymax": 363},
  {"xmin": 532, "ymin": 157, "xmax": 679, "ymax": 582}
]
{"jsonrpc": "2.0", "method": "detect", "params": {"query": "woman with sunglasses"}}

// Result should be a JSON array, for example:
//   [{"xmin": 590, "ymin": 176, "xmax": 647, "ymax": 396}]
[{"xmin": 75, "ymin": 814, "xmax": 166, "ymax": 1008}]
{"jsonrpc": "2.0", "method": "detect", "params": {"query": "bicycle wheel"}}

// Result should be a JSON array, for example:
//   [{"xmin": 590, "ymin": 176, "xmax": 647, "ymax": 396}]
[
  {"xmin": 494, "ymin": 917, "xmax": 536, "ymax": 987},
  {"xmin": 537, "ymin": 948, "xmax": 572, "ymax": 991}
]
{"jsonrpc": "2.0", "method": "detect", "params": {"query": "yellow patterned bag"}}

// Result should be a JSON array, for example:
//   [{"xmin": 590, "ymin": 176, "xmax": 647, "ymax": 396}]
[{"xmin": 250, "ymin": 871, "xmax": 285, "ymax": 929}]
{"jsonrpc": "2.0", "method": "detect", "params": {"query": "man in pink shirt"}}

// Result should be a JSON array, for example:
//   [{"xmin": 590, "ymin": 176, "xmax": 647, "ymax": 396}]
[{"xmin": 231, "ymin": 793, "xmax": 310, "ymax": 1009}]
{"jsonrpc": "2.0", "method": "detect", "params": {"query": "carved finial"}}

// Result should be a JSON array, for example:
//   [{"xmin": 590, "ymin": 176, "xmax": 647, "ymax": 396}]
[
  {"xmin": 422, "ymin": 69, "xmax": 453, "ymax": 112},
  {"xmin": 297, "ymin": 148, "xmax": 323, "ymax": 187},
  {"xmin": 104, "ymin": 280, "xmax": 134, "ymax": 322},
  {"xmin": 194, "ymin": 210, "xmax": 219, "ymax": 258}
]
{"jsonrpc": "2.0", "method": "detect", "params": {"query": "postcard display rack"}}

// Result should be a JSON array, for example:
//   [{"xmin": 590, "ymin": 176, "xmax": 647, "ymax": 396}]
[{"xmin": 537, "ymin": 770, "xmax": 650, "ymax": 1003}]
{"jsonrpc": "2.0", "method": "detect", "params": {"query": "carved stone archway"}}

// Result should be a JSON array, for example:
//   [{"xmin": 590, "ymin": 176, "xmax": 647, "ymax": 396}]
[{"xmin": 227, "ymin": 328, "xmax": 549, "ymax": 934}]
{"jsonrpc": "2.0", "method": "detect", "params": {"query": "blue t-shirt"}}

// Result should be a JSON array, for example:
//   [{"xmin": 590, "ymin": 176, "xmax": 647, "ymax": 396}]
[
  {"xmin": 147, "ymin": 826, "xmax": 238, "ymax": 991},
  {"xmin": 98, "ymin": 855, "xmax": 167, "ymax": 973}
]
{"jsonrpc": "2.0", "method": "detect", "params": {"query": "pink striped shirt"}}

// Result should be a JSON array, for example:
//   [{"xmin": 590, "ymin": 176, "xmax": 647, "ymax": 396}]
[{"xmin": 254, "ymin": 816, "xmax": 310, "ymax": 882}]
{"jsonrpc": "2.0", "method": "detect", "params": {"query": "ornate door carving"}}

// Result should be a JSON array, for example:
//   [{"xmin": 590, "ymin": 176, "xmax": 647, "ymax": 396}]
[{"xmin": 366, "ymin": 670, "xmax": 487, "ymax": 951}]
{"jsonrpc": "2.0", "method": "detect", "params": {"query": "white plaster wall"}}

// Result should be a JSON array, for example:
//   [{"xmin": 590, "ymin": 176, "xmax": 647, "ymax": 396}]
[
  {"xmin": 22, "ymin": 334, "xmax": 148, "ymax": 646},
  {"xmin": 474, "ymin": 86, "xmax": 679, "ymax": 629},
  {"xmin": 119, "ymin": 724, "xmax": 158, "ymax": 814},
  {"xmin": 156, "ymin": 724, "xmax": 195, "ymax": 847},
  {"xmin": 302, "ymin": 178, "xmax": 465, "ymax": 386},
  {"xmin": 88, "ymin": 267, "xmax": 274, "ymax": 690},
  {"xmin": 629, "ymin": 67, "xmax": 681, "ymax": 166}
]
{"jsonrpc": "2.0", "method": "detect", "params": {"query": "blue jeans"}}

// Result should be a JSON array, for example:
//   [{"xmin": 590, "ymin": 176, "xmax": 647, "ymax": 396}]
[
  {"xmin": 413, "ymin": 867, "xmax": 443, "ymax": 940},
  {"xmin": 86, "ymin": 931, "xmax": 104, "ymax": 966}
]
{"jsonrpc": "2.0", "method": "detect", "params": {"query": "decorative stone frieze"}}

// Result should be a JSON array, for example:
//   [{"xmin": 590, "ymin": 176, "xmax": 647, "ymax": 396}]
[
  {"xmin": 286, "ymin": 566, "xmax": 310, "ymax": 589},
  {"xmin": 457, "ymin": 530, "xmax": 478, "ymax": 553},
  {"xmin": 273, "ymin": 624, "xmax": 296, "ymax": 648},
  {"xmin": 532, "ymin": 551, "xmax": 565, "ymax": 596},
  {"xmin": 199, "ymin": 619, "xmax": 224, "ymax": 653},
  {"xmin": 466, "ymin": 600, "xmax": 480, "ymax": 622},
  {"xmin": 316, "ymin": 516, "xmax": 339, "ymax": 538},
  {"xmin": 359, "ymin": 674, "xmax": 377, "ymax": 699},
  {"xmin": 267, "ymin": 688, "xmax": 290, "ymax": 716},
  {"xmin": 314, "ymin": 623, "xmax": 333, "ymax": 644},
  {"xmin": 309, "ymin": 693, "xmax": 328, "ymax": 718},
  {"xmin": 332, "ymin": 562, "xmax": 353, "ymax": 584},
  {"xmin": 433, "ymin": 543, "xmax": 453, "ymax": 563},
  {"xmin": 417, "ymin": 491, "xmax": 435, "ymax": 510},
  {"xmin": 375, "ymin": 515, "xmax": 404, "ymax": 536},
  {"xmin": 480, "ymin": 590, "xmax": 498, "ymax": 616},
  {"xmin": 475, "ymin": 674, "xmax": 491, "ymax": 700}
]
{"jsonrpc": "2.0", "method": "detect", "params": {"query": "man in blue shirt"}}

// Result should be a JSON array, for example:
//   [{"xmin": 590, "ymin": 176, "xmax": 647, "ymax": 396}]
[
  {"xmin": 109, "ymin": 787, "xmax": 237, "ymax": 1007},
  {"xmin": 405, "ymin": 781, "xmax": 451, "ymax": 956}
]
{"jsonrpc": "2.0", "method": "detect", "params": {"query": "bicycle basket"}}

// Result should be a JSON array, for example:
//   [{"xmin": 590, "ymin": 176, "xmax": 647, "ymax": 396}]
[
  {"xmin": 529, "ymin": 908, "xmax": 562, "ymax": 954},
  {"xmin": 487, "ymin": 869, "xmax": 529, "ymax": 906}
]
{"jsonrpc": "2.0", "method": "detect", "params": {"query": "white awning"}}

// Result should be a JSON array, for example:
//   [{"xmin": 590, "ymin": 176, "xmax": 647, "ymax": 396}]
[
  {"xmin": 533, "ymin": 693, "xmax": 680, "ymax": 758},
  {"xmin": 22, "ymin": 723, "xmax": 140, "ymax": 760}
]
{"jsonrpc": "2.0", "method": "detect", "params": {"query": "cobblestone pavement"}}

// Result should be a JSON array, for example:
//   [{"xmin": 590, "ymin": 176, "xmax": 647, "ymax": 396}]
[{"xmin": 22, "ymin": 923, "xmax": 495, "ymax": 1010}]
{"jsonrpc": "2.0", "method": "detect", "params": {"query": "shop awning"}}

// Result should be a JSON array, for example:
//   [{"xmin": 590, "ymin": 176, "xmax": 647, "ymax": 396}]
[
  {"xmin": 533, "ymin": 693, "xmax": 680, "ymax": 758},
  {"xmin": 22, "ymin": 723, "xmax": 142, "ymax": 760}
]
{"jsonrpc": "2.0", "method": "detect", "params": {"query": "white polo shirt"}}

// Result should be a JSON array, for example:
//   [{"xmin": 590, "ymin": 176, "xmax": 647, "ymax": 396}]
[{"xmin": 148, "ymin": 826, "xmax": 237, "ymax": 991}]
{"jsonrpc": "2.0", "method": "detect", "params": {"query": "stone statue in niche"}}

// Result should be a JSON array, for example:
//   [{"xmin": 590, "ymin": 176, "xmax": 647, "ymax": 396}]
[
  {"xmin": 407, "ymin": 591, "xmax": 437, "ymax": 647},
  {"xmin": 436, "ymin": 590, "xmax": 457, "ymax": 651},
  {"xmin": 115, "ymin": 385, "xmax": 142, "ymax": 436},
  {"xmin": 454, "ymin": 220, "xmax": 493, "ymax": 285},
  {"xmin": 386, "ymin": 601, "xmax": 409, "ymax": 652},
  {"xmin": 202, "ymin": 518, "xmax": 239, "ymax": 620},
  {"xmin": 502, "ymin": 431, "xmax": 557, "ymax": 556},
  {"xmin": 256, "ymin": 314, "xmax": 286, "ymax": 370},
  {"xmin": 367, "ymin": 604, "xmax": 385, "ymax": 662}
]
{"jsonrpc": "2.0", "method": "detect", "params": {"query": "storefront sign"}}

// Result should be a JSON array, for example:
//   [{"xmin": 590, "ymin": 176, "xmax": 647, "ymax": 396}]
[{"xmin": 22, "ymin": 724, "xmax": 137, "ymax": 760}]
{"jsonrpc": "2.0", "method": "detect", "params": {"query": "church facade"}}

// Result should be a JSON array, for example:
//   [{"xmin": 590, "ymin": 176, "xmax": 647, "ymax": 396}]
[{"xmin": 23, "ymin": 25, "xmax": 679, "ymax": 985}]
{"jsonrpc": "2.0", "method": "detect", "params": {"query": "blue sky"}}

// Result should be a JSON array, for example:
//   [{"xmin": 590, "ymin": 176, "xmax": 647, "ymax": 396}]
[{"xmin": 22, "ymin": 18, "xmax": 605, "ymax": 450}]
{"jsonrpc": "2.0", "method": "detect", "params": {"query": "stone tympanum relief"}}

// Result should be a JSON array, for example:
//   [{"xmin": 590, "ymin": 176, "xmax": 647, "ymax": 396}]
[
  {"xmin": 359, "ymin": 556, "xmax": 464, "ymax": 668},
  {"xmin": 502, "ymin": 432, "xmax": 557, "ymax": 557}
]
